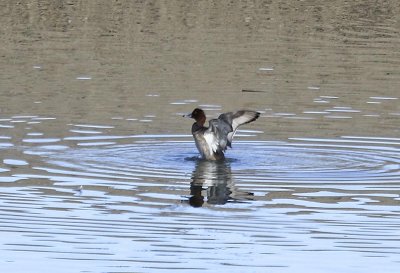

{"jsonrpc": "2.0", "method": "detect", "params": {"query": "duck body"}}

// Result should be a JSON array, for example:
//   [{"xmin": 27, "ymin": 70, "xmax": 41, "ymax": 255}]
[
  {"xmin": 185, "ymin": 108, "xmax": 260, "ymax": 160},
  {"xmin": 192, "ymin": 123, "xmax": 225, "ymax": 160}
]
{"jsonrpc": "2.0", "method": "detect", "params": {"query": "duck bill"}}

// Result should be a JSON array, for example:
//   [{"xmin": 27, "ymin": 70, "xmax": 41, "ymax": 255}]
[{"xmin": 183, "ymin": 112, "xmax": 193, "ymax": 118}]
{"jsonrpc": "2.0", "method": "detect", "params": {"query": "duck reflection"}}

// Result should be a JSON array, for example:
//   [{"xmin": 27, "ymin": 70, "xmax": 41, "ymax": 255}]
[{"xmin": 187, "ymin": 160, "xmax": 254, "ymax": 207}]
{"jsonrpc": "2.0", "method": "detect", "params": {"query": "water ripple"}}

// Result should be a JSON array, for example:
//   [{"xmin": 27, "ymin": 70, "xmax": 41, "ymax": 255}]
[
  {"xmin": 1, "ymin": 136, "xmax": 400, "ymax": 272},
  {"xmin": 14, "ymin": 137, "xmax": 400, "ymax": 210}
]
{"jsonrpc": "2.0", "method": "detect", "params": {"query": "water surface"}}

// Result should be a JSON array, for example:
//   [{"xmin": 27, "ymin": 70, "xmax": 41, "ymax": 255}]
[{"xmin": 1, "ymin": 1, "xmax": 400, "ymax": 272}]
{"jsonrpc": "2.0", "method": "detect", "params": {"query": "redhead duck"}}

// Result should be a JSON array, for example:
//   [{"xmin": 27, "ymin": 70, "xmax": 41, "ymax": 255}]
[{"xmin": 184, "ymin": 108, "xmax": 260, "ymax": 160}]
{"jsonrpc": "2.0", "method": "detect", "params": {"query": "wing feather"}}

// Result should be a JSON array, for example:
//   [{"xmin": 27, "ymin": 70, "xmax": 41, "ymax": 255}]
[
  {"xmin": 220, "ymin": 110, "xmax": 260, "ymax": 145},
  {"xmin": 204, "ymin": 110, "xmax": 260, "ymax": 154}
]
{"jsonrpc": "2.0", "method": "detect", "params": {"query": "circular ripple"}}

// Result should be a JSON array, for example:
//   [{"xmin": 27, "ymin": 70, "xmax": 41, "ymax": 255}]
[{"xmin": 25, "ymin": 137, "xmax": 400, "ymax": 183}]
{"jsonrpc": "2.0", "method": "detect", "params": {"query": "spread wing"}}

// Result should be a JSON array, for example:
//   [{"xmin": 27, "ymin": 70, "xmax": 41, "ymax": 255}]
[
  {"xmin": 219, "ymin": 110, "xmax": 260, "ymax": 147},
  {"xmin": 204, "ymin": 118, "xmax": 232, "ymax": 153},
  {"xmin": 205, "ymin": 110, "xmax": 260, "ymax": 153}
]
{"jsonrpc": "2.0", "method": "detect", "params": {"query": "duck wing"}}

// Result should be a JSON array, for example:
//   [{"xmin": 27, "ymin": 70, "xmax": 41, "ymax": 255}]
[
  {"xmin": 219, "ymin": 110, "xmax": 260, "ymax": 147},
  {"xmin": 204, "ymin": 110, "xmax": 260, "ymax": 153},
  {"xmin": 204, "ymin": 118, "xmax": 233, "ymax": 153}
]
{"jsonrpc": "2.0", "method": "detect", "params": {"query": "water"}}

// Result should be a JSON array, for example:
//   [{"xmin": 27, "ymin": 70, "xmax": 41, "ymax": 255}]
[
  {"xmin": 1, "ymin": 120, "xmax": 399, "ymax": 272},
  {"xmin": 1, "ymin": 1, "xmax": 400, "ymax": 272}
]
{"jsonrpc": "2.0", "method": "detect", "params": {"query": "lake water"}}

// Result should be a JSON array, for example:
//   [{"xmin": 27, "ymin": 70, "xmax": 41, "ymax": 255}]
[{"xmin": 1, "ymin": 1, "xmax": 400, "ymax": 272}]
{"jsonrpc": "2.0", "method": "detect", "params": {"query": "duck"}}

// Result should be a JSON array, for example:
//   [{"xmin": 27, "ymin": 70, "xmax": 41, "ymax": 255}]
[{"xmin": 184, "ymin": 108, "xmax": 260, "ymax": 160}]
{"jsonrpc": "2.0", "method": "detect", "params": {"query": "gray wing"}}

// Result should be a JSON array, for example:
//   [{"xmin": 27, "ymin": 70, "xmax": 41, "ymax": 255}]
[
  {"xmin": 206, "ymin": 118, "xmax": 233, "ymax": 152},
  {"xmin": 205, "ymin": 110, "xmax": 260, "ymax": 153},
  {"xmin": 218, "ymin": 110, "xmax": 260, "ymax": 147}
]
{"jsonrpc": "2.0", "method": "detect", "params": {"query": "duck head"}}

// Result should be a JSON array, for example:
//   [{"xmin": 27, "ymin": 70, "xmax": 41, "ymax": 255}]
[{"xmin": 184, "ymin": 108, "xmax": 206, "ymax": 126}]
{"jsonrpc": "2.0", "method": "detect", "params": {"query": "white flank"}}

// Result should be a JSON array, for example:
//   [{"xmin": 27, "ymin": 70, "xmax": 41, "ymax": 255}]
[{"xmin": 204, "ymin": 132, "xmax": 219, "ymax": 153}]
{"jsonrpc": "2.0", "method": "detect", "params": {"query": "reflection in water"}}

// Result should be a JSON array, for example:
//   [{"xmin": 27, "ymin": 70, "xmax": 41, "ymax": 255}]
[
  {"xmin": 187, "ymin": 160, "xmax": 253, "ymax": 207},
  {"xmin": 1, "ymin": 0, "xmax": 400, "ymax": 271},
  {"xmin": 1, "ymin": 135, "xmax": 400, "ymax": 272}
]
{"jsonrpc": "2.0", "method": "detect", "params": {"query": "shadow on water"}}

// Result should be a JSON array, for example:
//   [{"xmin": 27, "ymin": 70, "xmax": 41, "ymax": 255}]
[{"xmin": 184, "ymin": 159, "xmax": 254, "ymax": 207}]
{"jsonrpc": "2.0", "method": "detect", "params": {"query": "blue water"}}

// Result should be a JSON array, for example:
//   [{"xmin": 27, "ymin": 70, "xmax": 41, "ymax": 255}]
[{"xmin": 1, "ymin": 123, "xmax": 399, "ymax": 272}]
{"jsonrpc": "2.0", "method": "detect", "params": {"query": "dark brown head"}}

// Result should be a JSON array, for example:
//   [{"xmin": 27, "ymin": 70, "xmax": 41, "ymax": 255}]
[{"xmin": 183, "ymin": 108, "xmax": 206, "ymax": 126}]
